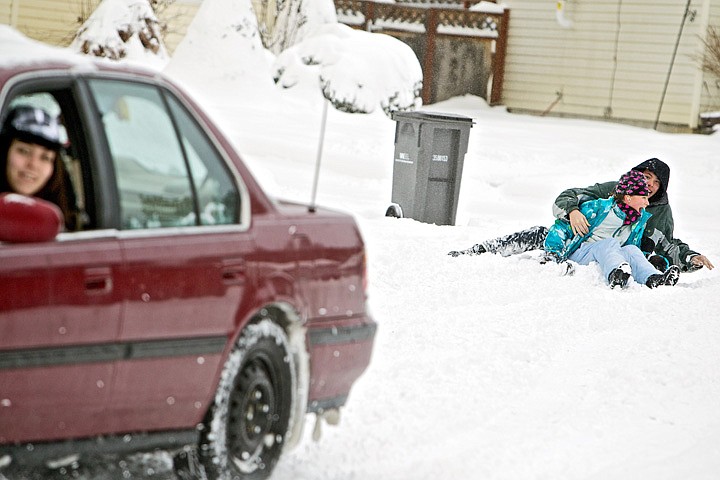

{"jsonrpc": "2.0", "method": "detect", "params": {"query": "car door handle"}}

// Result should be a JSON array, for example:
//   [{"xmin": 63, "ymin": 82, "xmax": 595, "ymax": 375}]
[
  {"xmin": 221, "ymin": 260, "xmax": 246, "ymax": 285},
  {"xmin": 84, "ymin": 267, "xmax": 113, "ymax": 294}
]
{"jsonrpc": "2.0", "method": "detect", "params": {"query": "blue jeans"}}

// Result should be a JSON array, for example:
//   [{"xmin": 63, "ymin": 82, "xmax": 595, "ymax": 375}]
[{"xmin": 569, "ymin": 238, "xmax": 660, "ymax": 284}]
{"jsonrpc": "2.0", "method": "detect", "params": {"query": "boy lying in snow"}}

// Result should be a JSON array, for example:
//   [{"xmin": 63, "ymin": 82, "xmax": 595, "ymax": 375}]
[{"xmin": 449, "ymin": 158, "xmax": 714, "ymax": 275}]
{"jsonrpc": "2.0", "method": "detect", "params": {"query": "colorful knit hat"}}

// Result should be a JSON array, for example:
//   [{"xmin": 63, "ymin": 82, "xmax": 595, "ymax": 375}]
[{"xmin": 615, "ymin": 170, "xmax": 649, "ymax": 196}]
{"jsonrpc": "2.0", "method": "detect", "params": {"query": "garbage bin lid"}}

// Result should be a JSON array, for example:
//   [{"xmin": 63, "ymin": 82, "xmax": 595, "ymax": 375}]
[{"xmin": 391, "ymin": 110, "xmax": 474, "ymax": 125}]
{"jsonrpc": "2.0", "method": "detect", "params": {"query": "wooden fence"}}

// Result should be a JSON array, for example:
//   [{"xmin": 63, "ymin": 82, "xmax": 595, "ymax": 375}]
[{"xmin": 334, "ymin": 0, "xmax": 509, "ymax": 105}]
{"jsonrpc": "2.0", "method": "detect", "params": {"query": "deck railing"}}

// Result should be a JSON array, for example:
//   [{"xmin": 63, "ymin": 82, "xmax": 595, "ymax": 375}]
[{"xmin": 334, "ymin": 0, "xmax": 509, "ymax": 105}]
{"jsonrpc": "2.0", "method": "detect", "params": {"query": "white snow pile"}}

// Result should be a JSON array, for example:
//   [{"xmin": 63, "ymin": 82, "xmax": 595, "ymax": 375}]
[
  {"xmin": 70, "ymin": 0, "xmax": 169, "ymax": 67},
  {"xmin": 164, "ymin": 0, "xmax": 275, "ymax": 98},
  {"xmin": 273, "ymin": 23, "xmax": 423, "ymax": 116},
  {"xmin": 165, "ymin": 0, "xmax": 423, "ymax": 117}
]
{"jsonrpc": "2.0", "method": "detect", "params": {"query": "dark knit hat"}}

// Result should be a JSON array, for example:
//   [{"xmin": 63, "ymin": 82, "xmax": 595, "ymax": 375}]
[{"xmin": 615, "ymin": 170, "xmax": 649, "ymax": 196}]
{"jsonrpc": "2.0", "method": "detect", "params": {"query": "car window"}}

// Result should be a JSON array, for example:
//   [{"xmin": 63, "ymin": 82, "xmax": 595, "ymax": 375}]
[
  {"xmin": 88, "ymin": 79, "xmax": 195, "ymax": 229},
  {"xmin": 4, "ymin": 91, "xmax": 89, "ymax": 231},
  {"xmin": 166, "ymin": 95, "xmax": 239, "ymax": 226},
  {"xmin": 87, "ymin": 79, "xmax": 239, "ymax": 229}
]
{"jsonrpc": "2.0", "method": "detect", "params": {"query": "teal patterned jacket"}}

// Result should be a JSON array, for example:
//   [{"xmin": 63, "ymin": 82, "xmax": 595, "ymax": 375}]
[{"xmin": 544, "ymin": 197, "xmax": 652, "ymax": 261}]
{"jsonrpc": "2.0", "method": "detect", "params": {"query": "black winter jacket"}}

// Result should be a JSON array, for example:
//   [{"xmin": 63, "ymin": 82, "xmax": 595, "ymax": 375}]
[{"xmin": 552, "ymin": 158, "xmax": 700, "ymax": 271}]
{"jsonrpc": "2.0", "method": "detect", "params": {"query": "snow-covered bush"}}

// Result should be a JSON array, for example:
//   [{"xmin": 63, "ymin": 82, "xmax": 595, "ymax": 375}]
[
  {"xmin": 273, "ymin": 23, "xmax": 422, "ymax": 116},
  {"xmin": 70, "ymin": 0, "xmax": 169, "ymax": 66}
]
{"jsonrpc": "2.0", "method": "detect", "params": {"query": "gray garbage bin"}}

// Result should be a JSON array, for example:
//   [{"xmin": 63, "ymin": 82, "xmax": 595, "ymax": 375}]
[{"xmin": 386, "ymin": 111, "xmax": 474, "ymax": 225}]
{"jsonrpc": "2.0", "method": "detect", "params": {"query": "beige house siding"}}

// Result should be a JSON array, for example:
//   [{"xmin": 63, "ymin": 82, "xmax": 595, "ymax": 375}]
[
  {"xmin": 0, "ymin": 1, "xmax": 12, "ymax": 25},
  {"xmin": 0, "ymin": 0, "xmax": 87, "ymax": 46},
  {"xmin": 0, "ymin": 0, "xmax": 202, "ymax": 53},
  {"xmin": 161, "ymin": 0, "xmax": 201, "ymax": 53},
  {"xmin": 699, "ymin": 2, "xmax": 720, "ymax": 113},
  {"xmin": 502, "ymin": 0, "xmax": 712, "ymax": 129}
]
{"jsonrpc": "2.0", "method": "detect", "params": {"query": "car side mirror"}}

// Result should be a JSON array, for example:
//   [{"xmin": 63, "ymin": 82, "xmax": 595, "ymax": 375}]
[{"xmin": 0, "ymin": 192, "xmax": 62, "ymax": 243}]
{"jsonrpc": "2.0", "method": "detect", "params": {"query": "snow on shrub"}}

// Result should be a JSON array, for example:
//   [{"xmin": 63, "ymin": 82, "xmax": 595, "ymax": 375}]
[
  {"xmin": 273, "ymin": 23, "xmax": 422, "ymax": 117},
  {"xmin": 70, "ymin": 0, "xmax": 169, "ymax": 67}
]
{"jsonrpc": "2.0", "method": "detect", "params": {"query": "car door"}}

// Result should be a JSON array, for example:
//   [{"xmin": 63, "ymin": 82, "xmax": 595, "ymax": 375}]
[
  {"xmin": 0, "ymin": 87, "xmax": 122, "ymax": 444},
  {"xmin": 84, "ymin": 77, "xmax": 254, "ymax": 433}
]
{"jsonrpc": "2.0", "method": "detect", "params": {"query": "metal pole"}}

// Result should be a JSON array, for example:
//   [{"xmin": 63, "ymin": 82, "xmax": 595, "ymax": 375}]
[
  {"xmin": 654, "ymin": 0, "xmax": 692, "ymax": 130},
  {"xmin": 309, "ymin": 99, "xmax": 329, "ymax": 213}
]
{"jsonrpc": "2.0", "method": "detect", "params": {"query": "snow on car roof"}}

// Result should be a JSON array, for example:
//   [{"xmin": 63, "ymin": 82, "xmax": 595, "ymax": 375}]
[
  {"xmin": 0, "ymin": 25, "xmax": 172, "ymax": 90},
  {"xmin": 0, "ymin": 25, "xmax": 95, "ymax": 71}
]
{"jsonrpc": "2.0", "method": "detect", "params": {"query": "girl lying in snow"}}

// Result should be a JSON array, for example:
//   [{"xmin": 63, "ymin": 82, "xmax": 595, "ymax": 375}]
[{"xmin": 542, "ymin": 170, "xmax": 679, "ymax": 288}]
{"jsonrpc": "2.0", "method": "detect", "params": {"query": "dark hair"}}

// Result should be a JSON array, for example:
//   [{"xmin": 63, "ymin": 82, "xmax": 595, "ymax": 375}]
[{"xmin": 0, "ymin": 131, "xmax": 77, "ymax": 230}]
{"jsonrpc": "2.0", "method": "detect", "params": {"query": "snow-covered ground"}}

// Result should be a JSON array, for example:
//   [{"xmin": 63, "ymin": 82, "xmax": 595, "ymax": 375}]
[
  {"xmin": 11, "ymin": 87, "xmax": 719, "ymax": 480},
  {"xmin": 4, "ymin": 0, "xmax": 720, "ymax": 477},
  {"xmin": 40, "ymin": 79, "xmax": 718, "ymax": 480},
  {"xmin": 207, "ymin": 92, "xmax": 720, "ymax": 480},
  {"xmin": 175, "ymin": 12, "xmax": 720, "ymax": 473}
]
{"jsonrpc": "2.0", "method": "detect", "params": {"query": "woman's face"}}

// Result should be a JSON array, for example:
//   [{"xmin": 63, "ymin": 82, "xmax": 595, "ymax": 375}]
[
  {"xmin": 625, "ymin": 194, "xmax": 649, "ymax": 212},
  {"xmin": 6, "ymin": 139, "xmax": 55, "ymax": 195}
]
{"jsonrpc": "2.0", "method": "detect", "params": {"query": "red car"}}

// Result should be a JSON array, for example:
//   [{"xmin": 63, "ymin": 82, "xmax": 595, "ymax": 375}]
[{"xmin": 0, "ymin": 29, "xmax": 376, "ymax": 479}]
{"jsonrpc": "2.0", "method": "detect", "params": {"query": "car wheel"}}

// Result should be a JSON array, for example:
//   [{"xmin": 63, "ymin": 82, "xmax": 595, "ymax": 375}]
[
  {"xmin": 385, "ymin": 203, "xmax": 403, "ymax": 218},
  {"xmin": 200, "ymin": 320, "xmax": 295, "ymax": 480}
]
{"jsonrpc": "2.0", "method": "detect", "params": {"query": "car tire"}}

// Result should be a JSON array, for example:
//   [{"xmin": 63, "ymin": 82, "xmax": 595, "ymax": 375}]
[
  {"xmin": 385, "ymin": 203, "xmax": 403, "ymax": 218},
  {"xmin": 199, "ymin": 319, "xmax": 296, "ymax": 480}
]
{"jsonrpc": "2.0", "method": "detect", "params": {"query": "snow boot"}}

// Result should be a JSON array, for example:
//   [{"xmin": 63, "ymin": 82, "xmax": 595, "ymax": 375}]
[
  {"xmin": 608, "ymin": 263, "xmax": 631, "ymax": 289},
  {"xmin": 645, "ymin": 265, "xmax": 680, "ymax": 288},
  {"xmin": 647, "ymin": 254, "xmax": 669, "ymax": 272}
]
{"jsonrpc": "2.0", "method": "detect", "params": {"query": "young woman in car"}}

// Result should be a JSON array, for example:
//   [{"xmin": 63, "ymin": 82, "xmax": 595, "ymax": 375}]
[{"xmin": 0, "ymin": 105, "xmax": 76, "ymax": 229}]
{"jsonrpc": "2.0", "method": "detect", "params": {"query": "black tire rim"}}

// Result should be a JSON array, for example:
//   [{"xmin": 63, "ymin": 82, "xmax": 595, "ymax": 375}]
[{"xmin": 227, "ymin": 354, "xmax": 280, "ymax": 472}]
